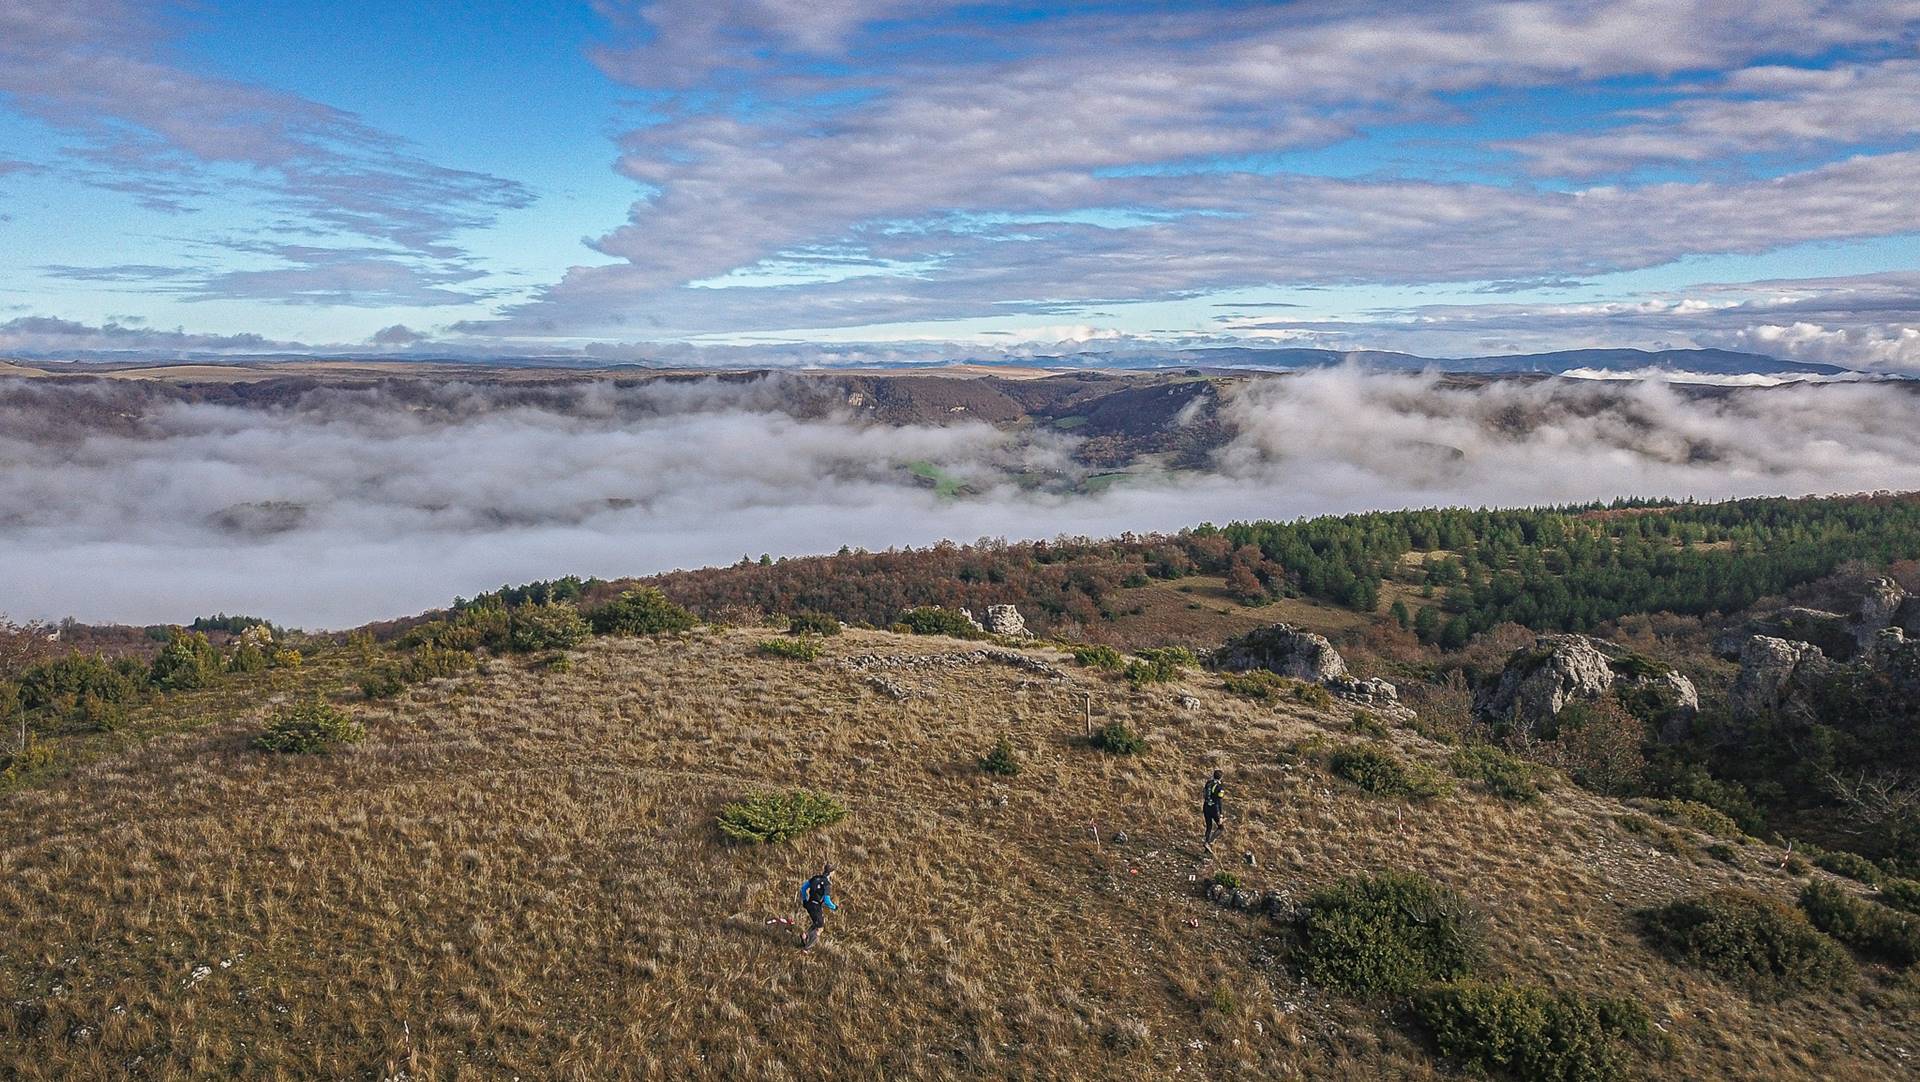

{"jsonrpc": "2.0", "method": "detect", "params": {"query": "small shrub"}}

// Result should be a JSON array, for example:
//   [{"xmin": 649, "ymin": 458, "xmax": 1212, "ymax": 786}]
[
  {"xmin": 897, "ymin": 606, "xmax": 984, "ymax": 639},
  {"xmin": 1330, "ymin": 745, "xmax": 1446, "ymax": 799},
  {"xmin": 1449, "ymin": 744, "xmax": 1541, "ymax": 802},
  {"xmin": 507, "ymin": 603, "xmax": 590, "ymax": 652},
  {"xmin": 1877, "ymin": 878, "xmax": 1920, "ymax": 916},
  {"xmin": 1654, "ymin": 799, "xmax": 1745, "ymax": 841},
  {"xmin": 358, "ymin": 667, "xmax": 407, "ymax": 700},
  {"xmin": 979, "ymin": 734, "xmax": 1022, "ymax": 776},
  {"xmin": 1349, "ymin": 710, "xmax": 1388, "ymax": 737},
  {"xmin": 758, "ymin": 637, "xmax": 823, "ymax": 661},
  {"xmin": 1413, "ymin": 980, "xmax": 1654, "ymax": 1082},
  {"xmin": 253, "ymin": 701, "xmax": 363, "ymax": 754},
  {"xmin": 1617, "ymin": 813, "xmax": 1696, "ymax": 858},
  {"xmin": 1638, "ymin": 889, "xmax": 1854, "ymax": 997},
  {"xmin": 716, "ymin": 788, "xmax": 847, "ymax": 844},
  {"xmin": 1, "ymin": 737, "xmax": 57, "ymax": 780},
  {"xmin": 788, "ymin": 611, "xmax": 842, "ymax": 636},
  {"xmin": 1124, "ymin": 647, "xmax": 1195, "ymax": 685},
  {"xmin": 1072, "ymin": 644, "xmax": 1126, "ymax": 671},
  {"xmin": 1811, "ymin": 848, "xmax": 1885, "ymax": 887},
  {"xmin": 1219, "ymin": 669, "xmax": 1286, "ymax": 699},
  {"xmin": 589, "ymin": 589, "xmax": 698, "ymax": 636},
  {"xmin": 1090, "ymin": 721, "xmax": 1146, "ymax": 755},
  {"xmin": 406, "ymin": 644, "xmax": 475, "ymax": 682},
  {"xmin": 1211, "ymin": 870, "xmax": 1243, "ymax": 891},
  {"xmin": 402, "ymin": 605, "xmax": 511, "ymax": 652},
  {"xmin": 270, "ymin": 648, "xmax": 302, "ymax": 669},
  {"xmin": 1705, "ymin": 842, "xmax": 1741, "ymax": 866},
  {"xmin": 149, "ymin": 630, "xmax": 220, "ymax": 691},
  {"xmin": 226, "ymin": 643, "xmax": 269, "ymax": 674},
  {"xmin": 1297, "ymin": 871, "xmax": 1484, "ymax": 996},
  {"xmin": 1292, "ymin": 681, "xmax": 1335, "ymax": 710},
  {"xmin": 1800, "ymin": 881, "xmax": 1920, "ymax": 966}
]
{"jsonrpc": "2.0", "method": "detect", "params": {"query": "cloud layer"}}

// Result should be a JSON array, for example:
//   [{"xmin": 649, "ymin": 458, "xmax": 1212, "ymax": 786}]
[{"xmin": 3, "ymin": 371, "xmax": 1917, "ymax": 628}]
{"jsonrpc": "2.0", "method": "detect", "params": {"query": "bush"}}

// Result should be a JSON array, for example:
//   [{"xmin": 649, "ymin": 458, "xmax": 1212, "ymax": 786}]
[
  {"xmin": 406, "ymin": 644, "xmax": 476, "ymax": 682},
  {"xmin": 788, "ymin": 611, "xmax": 842, "ymax": 636},
  {"xmin": 1090, "ymin": 721, "xmax": 1145, "ymax": 755},
  {"xmin": 758, "ymin": 637, "xmax": 823, "ymax": 661},
  {"xmin": 1449, "ymin": 744, "xmax": 1541, "ymax": 802},
  {"xmin": 1072, "ymin": 644, "xmax": 1126, "ymax": 671},
  {"xmin": 1799, "ymin": 881, "xmax": 1920, "ymax": 966},
  {"xmin": 17, "ymin": 653, "xmax": 143, "ymax": 715},
  {"xmin": 1811, "ymin": 848, "xmax": 1884, "ymax": 887},
  {"xmin": 358, "ymin": 667, "xmax": 407, "ymax": 700},
  {"xmin": 253, "ymin": 700, "xmax": 363, "ymax": 754},
  {"xmin": 1413, "ymin": 981, "xmax": 1654, "ymax": 1082},
  {"xmin": 1654, "ymin": 799, "xmax": 1745, "ymax": 841},
  {"xmin": 588, "ymin": 589, "xmax": 698, "ymax": 636},
  {"xmin": 897, "ymin": 606, "xmax": 984, "ymax": 639},
  {"xmin": 1877, "ymin": 878, "xmax": 1920, "ymax": 916},
  {"xmin": 271, "ymin": 648, "xmax": 302, "ymax": 669},
  {"xmin": 1124, "ymin": 647, "xmax": 1195, "ymax": 685},
  {"xmin": 1297, "ymin": 871, "xmax": 1484, "ymax": 996},
  {"xmin": 1211, "ymin": 870, "xmax": 1242, "ymax": 891},
  {"xmin": 716, "ymin": 789, "xmax": 847, "ymax": 844},
  {"xmin": 1219, "ymin": 669, "xmax": 1332, "ymax": 708},
  {"xmin": 0, "ymin": 737, "xmax": 56, "ymax": 780},
  {"xmin": 149, "ymin": 630, "xmax": 220, "ymax": 691},
  {"xmin": 226, "ymin": 643, "xmax": 269, "ymax": 674},
  {"xmin": 1330, "ymin": 745, "xmax": 1447, "ymax": 799},
  {"xmin": 402, "ymin": 605, "xmax": 510, "ymax": 652},
  {"xmin": 1638, "ymin": 889, "xmax": 1854, "ymax": 997},
  {"xmin": 980, "ymin": 734, "xmax": 1022, "ymax": 776},
  {"xmin": 508, "ymin": 603, "xmax": 590, "ymax": 652}
]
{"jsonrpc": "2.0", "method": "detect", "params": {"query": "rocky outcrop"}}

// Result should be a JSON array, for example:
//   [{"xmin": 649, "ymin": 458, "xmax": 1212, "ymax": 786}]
[
  {"xmin": 1716, "ymin": 577, "xmax": 1914, "ymax": 662},
  {"xmin": 1475, "ymin": 634, "xmax": 1697, "ymax": 738},
  {"xmin": 983, "ymin": 604, "xmax": 1031, "ymax": 637},
  {"xmin": 1728, "ymin": 636, "xmax": 1835, "ymax": 722},
  {"xmin": 1212, "ymin": 624, "xmax": 1348, "ymax": 683}
]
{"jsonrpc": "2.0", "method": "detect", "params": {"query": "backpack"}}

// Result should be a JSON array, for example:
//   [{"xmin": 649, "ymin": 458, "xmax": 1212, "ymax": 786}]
[{"xmin": 800, "ymin": 876, "xmax": 823, "ymax": 907}]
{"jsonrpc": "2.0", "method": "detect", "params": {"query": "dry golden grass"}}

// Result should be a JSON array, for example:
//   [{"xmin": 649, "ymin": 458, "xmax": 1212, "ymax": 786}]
[{"xmin": 2, "ymin": 627, "xmax": 1915, "ymax": 1079}]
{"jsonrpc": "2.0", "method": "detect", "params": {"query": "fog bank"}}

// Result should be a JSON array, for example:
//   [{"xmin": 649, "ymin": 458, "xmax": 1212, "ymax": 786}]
[{"xmin": 4, "ymin": 370, "xmax": 1917, "ymax": 628}]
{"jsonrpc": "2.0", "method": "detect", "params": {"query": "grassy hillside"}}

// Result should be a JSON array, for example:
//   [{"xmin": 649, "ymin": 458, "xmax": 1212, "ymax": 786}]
[{"xmin": 3, "ymin": 626, "xmax": 1915, "ymax": 1079}]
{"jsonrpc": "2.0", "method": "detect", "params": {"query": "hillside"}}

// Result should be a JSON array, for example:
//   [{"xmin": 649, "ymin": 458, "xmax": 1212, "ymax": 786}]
[{"xmin": 4, "ymin": 624, "xmax": 1917, "ymax": 1079}]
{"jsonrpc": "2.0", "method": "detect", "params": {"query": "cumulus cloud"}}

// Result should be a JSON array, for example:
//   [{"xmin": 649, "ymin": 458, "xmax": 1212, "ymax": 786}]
[{"xmin": 2, "ymin": 370, "xmax": 1916, "ymax": 628}]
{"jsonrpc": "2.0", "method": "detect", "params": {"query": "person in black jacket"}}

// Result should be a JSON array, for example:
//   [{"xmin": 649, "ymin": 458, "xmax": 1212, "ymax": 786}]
[
  {"xmin": 798, "ymin": 863, "xmax": 838, "ymax": 951},
  {"xmin": 1202, "ymin": 769, "xmax": 1226, "ymax": 851}
]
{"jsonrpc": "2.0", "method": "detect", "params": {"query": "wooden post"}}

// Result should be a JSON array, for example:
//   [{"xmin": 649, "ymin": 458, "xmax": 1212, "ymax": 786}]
[{"xmin": 1083, "ymin": 693, "xmax": 1092, "ymax": 738}]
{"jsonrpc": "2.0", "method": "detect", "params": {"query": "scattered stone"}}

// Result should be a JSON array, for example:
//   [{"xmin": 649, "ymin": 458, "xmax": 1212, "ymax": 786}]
[
  {"xmin": 1177, "ymin": 694, "xmax": 1202, "ymax": 710},
  {"xmin": 1112, "ymin": 830, "xmax": 1129, "ymax": 844},
  {"xmin": 1242, "ymin": 851, "xmax": 1256, "ymax": 867}
]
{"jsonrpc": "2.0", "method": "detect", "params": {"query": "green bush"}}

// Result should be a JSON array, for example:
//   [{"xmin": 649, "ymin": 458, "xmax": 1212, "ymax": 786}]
[
  {"xmin": 1, "ymin": 737, "xmax": 56, "ymax": 781},
  {"xmin": 358, "ymin": 667, "xmax": 407, "ymax": 700},
  {"xmin": 758, "ymin": 637, "xmax": 823, "ymax": 661},
  {"xmin": 507, "ymin": 603, "xmax": 590, "ymax": 652},
  {"xmin": 1211, "ymin": 870, "xmax": 1243, "ymax": 891},
  {"xmin": 1124, "ymin": 647, "xmax": 1195, "ymax": 685},
  {"xmin": 17, "ymin": 653, "xmax": 144, "ymax": 715},
  {"xmin": 1072, "ymin": 644, "xmax": 1126, "ymax": 671},
  {"xmin": 589, "ymin": 589, "xmax": 698, "ymax": 636},
  {"xmin": 1090, "ymin": 721, "xmax": 1146, "ymax": 755},
  {"xmin": 253, "ymin": 700, "xmax": 363, "ymax": 754},
  {"xmin": 1638, "ymin": 889, "xmax": 1854, "ymax": 997},
  {"xmin": 149, "ymin": 630, "xmax": 220, "ymax": 691},
  {"xmin": 897, "ymin": 606, "xmax": 984, "ymax": 639},
  {"xmin": 1811, "ymin": 848, "xmax": 1884, "ymax": 887},
  {"xmin": 1654, "ymin": 799, "xmax": 1745, "ymax": 841},
  {"xmin": 1877, "ymin": 878, "xmax": 1920, "ymax": 916},
  {"xmin": 1449, "ymin": 744, "xmax": 1541, "ymax": 802},
  {"xmin": 226, "ymin": 643, "xmax": 270, "ymax": 674},
  {"xmin": 1219, "ymin": 669, "xmax": 1287, "ymax": 699},
  {"xmin": 1297, "ymin": 871, "xmax": 1483, "ymax": 996},
  {"xmin": 406, "ymin": 644, "xmax": 476, "ymax": 682},
  {"xmin": 401, "ymin": 605, "xmax": 511, "ymax": 652},
  {"xmin": 716, "ymin": 788, "xmax": 847, "ymax": 844},
  {"xmin": 1330, "ymin": 745, "xmax": 1447, "ymax": 799},
  {"xmin": 979, "ymin": 734, "xmax": 1022, "ymax": 776},
  {"xmin": 1799, "ymin": 881, "xmax": 1920, "ymax": 965},
  {"xmin": 1414, "ymin": 980, "xmax": 1654, "ymax": 1082},
  {"xmin": 788, "ymin": 611, "xmax": 842, "ymax": 636}
]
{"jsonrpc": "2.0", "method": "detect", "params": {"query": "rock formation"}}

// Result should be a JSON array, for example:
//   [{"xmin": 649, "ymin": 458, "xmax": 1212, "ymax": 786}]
[
  {"xmin": 1212, "ymin": 623, "xmax": 1348, "ymax": 683},
  {"xmin": 1475, "ymin": 634, "xmax": 1697, "ymax": 738}
]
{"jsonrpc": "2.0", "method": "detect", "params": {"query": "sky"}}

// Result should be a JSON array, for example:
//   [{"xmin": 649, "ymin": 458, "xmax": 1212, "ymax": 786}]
[{"xmin": 4, "ymin": 0, "xmax": 1920, "ymax": 370}]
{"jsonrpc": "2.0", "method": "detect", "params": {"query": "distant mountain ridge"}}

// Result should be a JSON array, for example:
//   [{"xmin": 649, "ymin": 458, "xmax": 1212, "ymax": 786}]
[{"xmin": 1032, "ymin": 345, "xmax": 1850, "ymax": 376}]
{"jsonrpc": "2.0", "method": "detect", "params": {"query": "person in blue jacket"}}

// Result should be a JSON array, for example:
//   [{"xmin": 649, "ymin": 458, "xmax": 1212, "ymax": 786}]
[{"xmin": 799, "ymin": 863, "xmax": 838, "ymax": 951}]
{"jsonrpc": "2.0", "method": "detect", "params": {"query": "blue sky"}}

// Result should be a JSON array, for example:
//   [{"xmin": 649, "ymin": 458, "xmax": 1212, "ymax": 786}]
[{"xmin": 3, "ymin": 0, "xmax": 1920, "ymax": 369}]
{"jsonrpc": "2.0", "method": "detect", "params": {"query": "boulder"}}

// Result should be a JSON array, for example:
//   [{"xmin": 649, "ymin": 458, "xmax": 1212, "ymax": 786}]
[
  {"xmin": 1728, "ymin": 635, "xmax": 1835, "ymax": 722},
  {"xmin": 1715, "ymin": 606, "xmax": 1858, "ymax": 661},
  {"xmin": 1856, "ymin": 577, "xmax": 1907, "ymax": 646},
  {"xmin": 1475, "ymin": 633, "xmax": 1697, "ymax": 739},
  {"xmin": 983, "ymin": 604, "xmax": 1031, "ymax": 637},
  {"xmin": 1212, "ymin": 623, "xmax": 1348, "ymax": 683}
]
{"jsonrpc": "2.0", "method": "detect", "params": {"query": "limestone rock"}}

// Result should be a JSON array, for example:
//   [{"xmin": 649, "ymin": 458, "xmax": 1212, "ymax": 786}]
[
  {"xmin": 1475, "ymin": 633, "xmax": 1697, "ymax": 739},
  {"xmin": 1729, "ymin": 635, "xmax": 1834, "ymax": 721},
  {"xmin": 1212, "ymin": 623, "xmax": 1348, "ymax": 683},
  {"xmin": 983, "ymin": 604, "xmax": 1031, "ymax": 637}
]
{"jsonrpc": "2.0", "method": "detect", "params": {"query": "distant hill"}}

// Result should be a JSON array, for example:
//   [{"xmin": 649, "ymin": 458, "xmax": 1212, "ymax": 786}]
[{"xmin": 1024, "ymin": 345, "xmax": 1850, "ymax": 377}]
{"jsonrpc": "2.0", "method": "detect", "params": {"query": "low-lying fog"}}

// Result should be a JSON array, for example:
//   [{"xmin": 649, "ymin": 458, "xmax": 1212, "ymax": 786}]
[{"xmin": 4, "ymin": 368, "xmax": 1918, "ymax": 628}]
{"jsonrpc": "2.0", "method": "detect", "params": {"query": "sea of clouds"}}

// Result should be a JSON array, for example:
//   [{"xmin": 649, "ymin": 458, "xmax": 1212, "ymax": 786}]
[{"xmin": 3, "ymin": 368, "xmax": 1918, "ymax": 628}]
